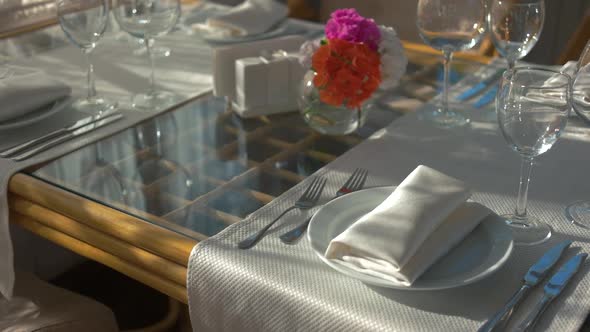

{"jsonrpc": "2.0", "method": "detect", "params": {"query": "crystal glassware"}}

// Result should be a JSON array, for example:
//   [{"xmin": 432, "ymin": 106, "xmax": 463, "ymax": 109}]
[
  {"xmin": 565, "ymin": 40, "xmax": 590, "ymax": 227},
  {"xmin": 489, "ymin": 0, "xmax": 545, "ymax": 70},
  {"xmin": 113, "ymin": 0, "xmax": 181, "ymax": 110},
  {"xmin": 497, "ymin": 67, "xmax": 571, "ymax": 245},
  {"xmin": 416, "ymin": 0, "xmax": 486, "ymax": 127},
  {"xmin": 57, "ymin": 0, "xmax": 115, "ymax": 114}
]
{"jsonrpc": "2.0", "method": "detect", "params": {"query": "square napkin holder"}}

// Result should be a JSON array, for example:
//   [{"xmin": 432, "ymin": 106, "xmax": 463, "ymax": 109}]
[{"xmin": 233, "ymin": 51, "xmax": 304, "ymax": 118}]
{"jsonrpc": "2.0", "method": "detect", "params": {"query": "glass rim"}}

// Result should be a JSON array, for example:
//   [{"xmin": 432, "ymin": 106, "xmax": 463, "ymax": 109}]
[
  {"xmin": 502, "ymin": 66, "xmax": 572, "ymax": 89},
  {"xmin": 495, "ymin": 0, "xmax": 545, "ymax": 5}
]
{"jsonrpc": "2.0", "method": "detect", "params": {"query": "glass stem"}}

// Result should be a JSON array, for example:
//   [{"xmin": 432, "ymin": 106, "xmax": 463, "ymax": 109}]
[
  {"xmin": 441, "ymin": 49, "xmax": 453, "ymax": 115},
  {"xmin": 514, "ymin": 156, "xmax": 534, "ymax": 224},
  {"xmin": 84, "ymin": 47, "xmax": 96, "ymax": 101},
  {"xmin": 145, "ymin": 38, "xmax": 156, "ymax": 95},
  {"xmin": 508, "ymin": 59, "xmax": 516, "ymax": 70}
]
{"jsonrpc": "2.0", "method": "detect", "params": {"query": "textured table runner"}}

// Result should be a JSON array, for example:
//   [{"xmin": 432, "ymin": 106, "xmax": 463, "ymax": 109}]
[
  {"xmin": 187, "ymin": 68, "xmax": 590, "ymax": 331},
  {"xmin": 0, "ymin": 22, "xmax": 215, "ymax": 299}
]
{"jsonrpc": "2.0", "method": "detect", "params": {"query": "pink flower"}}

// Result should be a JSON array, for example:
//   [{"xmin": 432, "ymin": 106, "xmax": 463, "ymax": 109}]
[{"xmin": 325, "ymin": 8, "xmax": 381, "ymax": 51}]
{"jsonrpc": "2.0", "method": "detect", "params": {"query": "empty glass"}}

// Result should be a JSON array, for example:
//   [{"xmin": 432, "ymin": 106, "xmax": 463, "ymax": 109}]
[
  {"xmin": 489, "ymin": 0, "xmax": 545, "ymax": 70},
  {"xmin": 497, "ymin": 67, "xmax": 571, "ymax": 245},
  {"xmin": 417, "ymin": 0, "xmax": 486, "ymax": 127},
  {"xmin": 57, "ymin": 0, "xmax": 115, "ymax": 113},
  {"xmin": 113, "ymin": 0, "xmax": 180, "ymax": 110},
  {"xmin": 565, "ymin": 40, "xmax": 590, "ymax": 226}
]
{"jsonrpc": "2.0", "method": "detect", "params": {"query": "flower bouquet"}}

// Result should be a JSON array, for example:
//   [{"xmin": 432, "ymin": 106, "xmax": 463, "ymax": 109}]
[{"xmin": 299, "ymin": 8, "xmax": 407, "ymax": 135}]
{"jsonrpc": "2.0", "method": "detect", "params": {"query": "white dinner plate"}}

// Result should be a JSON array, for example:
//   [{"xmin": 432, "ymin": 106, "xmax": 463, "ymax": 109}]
[
  {"xmin": 194, "ymin": 21, "xmax": 293, "ymax": 45},
  {"xmin": 0, "ymin": 97, "xmax": 72, "ymax": 131},
  {"xmin": 308, "ymin": 186, "xmax": 514, "ymax": 290}
]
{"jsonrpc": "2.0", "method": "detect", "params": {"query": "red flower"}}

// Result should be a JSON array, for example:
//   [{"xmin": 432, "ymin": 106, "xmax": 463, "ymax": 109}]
[{"xmin": 311, "ymin": 38, "xmax": 381, "ymax": 108}]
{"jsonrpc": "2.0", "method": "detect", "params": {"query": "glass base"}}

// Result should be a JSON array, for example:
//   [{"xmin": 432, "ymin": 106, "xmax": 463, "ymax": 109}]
[
  {"xmin": 131, "ymin": 91, "xmax": 179, "ymax": 110},
  {"xmin": 417, "ymin": 105, "xmax": 470, "ymax": 128},
  {"xmin": 133, "ymin": 46, "xmax": 171, "ymax": 58},
  {"xmin": 502, "ymin": 214, "xmax": 552, "ymax": 246},
  {"xmin": 566, "ymin": 200, "xmax": 590, "ymax": 228},
  {"xmin": 72, "ymin": 97, "xmax": 117, "ymax": 115}
]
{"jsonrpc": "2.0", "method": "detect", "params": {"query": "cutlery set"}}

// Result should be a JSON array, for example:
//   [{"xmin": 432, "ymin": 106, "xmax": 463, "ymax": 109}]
[
  {"xmin": 238, "ymin": 168, "xmax": 368, "ymax": 249},
  {"xmin": 479, "ymin": 240, "xmax": 587, "ymax": 332},
  {"xmin": 0, "ymin": 110, "xmax": 124, "ymax": 161}
]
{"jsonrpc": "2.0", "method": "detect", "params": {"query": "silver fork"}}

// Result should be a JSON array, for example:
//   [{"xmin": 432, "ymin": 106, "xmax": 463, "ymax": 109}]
[
  {"xmin": 279, "ymin": 168, "xmax": 369, "ymax": 244},
  {"xmin": 238, "ymin": 176, "xmax": 327, "ymax": 249}
]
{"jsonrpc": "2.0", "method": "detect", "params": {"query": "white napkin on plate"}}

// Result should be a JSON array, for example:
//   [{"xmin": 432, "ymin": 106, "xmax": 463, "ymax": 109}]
[
  {"xmin": 0, "ymin": 72, "xmax": 70, "ymax": 122},
  {"xmin": 205, "ymin": 0, "xmax": 288, "ymax": 37},
  {"xmin": 325, "ymin": 165, "xmax": 491, "ymax": 286}
]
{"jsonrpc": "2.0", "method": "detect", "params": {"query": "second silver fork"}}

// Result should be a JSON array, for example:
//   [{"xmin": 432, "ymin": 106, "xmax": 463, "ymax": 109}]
[
  {"xmin": 238, "ymin": 176, "xmax": 327, "ymax": 249},
  {"xmin": 279, "ymin": 168, "xmax": 369, "ymax": 244}
]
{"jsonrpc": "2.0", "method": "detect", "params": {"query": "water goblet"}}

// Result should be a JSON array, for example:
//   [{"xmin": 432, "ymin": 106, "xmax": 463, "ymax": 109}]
[
  {"xmin": 564, "ymin": 40, "xmax": 590, "ymax": 226},
  {"xmin": 113, "ymin": 0, "xmax": 181, "ymax": 110},
  {"xmin": 497, "ymin": 67, "xmax": 571, "ymax": 245},
  {"xmin": 417, "ymin": 0, "xmax": 487, "ymax": 128},
  {"xmin": 489, "ymin": 0, "xmax": 545, "ymax": 70},
  {"xmin": 57, "ymin": 0, "xmax": 115, "ymax": 114}
]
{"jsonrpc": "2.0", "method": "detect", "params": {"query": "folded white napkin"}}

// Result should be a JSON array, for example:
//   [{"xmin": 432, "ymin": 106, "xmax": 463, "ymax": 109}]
[
  {"xmin": 0, "ymin": 72, "xmax": 70, "ymax": 122},
  {"xmin": 325, "ymin": 165, "xmax": 491, "ymax": 286},
  {"xmin": 205, "ymin": 0, "xmax": 288, "ymax": 37},
  {"xmin": 213, "ymin": 35, "xmax": 305, "ymax": 101}
]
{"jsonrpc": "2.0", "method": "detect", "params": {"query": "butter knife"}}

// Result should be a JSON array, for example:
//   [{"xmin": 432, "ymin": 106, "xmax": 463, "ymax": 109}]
[
  {"xmin": 0, "ymin": 108, "xmax": 119, "ymax": 158},
  {"xmin": 12, "ymin": 113, "xmax": 124, "ymax": 161},
  {"xmin": 456, "ymin": 69, "xmax": 504, "ymax": 101},
  {"xmin": 516, "ymin": 252, "xmax": 587, "ymax": 332},
  {"xmin": 477, "ymin": 240, "xmax": 572, "ymax": 332}
]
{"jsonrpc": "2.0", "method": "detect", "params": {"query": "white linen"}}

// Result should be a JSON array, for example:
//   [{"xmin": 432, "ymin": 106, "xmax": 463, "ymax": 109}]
[
  {"xmin": 188, "ymin": 60, "xmax": 590, "ymax": 332},
  {"xmin": 205, "ymin": 0, "xmax": 288, "ymax": 37},
  {"xmin": 325, "ymin": 165, "xmax": 490, "ymax": 285},
  {"xmin": 0, "ymin": 72, "xmax": 70, "ymax": 122},
  {"xmin": 212, "ymin": 35, "xmax": 305, "ymax": 101},
  {"xmin": 0, "ymin": 25, "xmax": 214, "ymax": 300}
]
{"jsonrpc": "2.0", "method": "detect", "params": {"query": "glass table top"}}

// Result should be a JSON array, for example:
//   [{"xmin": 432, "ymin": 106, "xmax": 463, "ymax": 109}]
[{"xmin": 29, "ymin": 52, "xmax": 486, "ymax": 240}]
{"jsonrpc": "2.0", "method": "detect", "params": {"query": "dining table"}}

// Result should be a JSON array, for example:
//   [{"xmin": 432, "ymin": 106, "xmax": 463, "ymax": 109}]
[
  {"xmin": 5, "ymin": 4, "xmax": 590, "ymax": 332},
  {"xmin": 0, "ymin": 11, "xmax": 489, "ymax": 302}
]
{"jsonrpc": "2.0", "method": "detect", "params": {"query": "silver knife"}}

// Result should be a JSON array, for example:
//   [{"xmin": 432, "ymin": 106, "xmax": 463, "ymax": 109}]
[
  {"xmin": 456, "ymin": 68, "xmax": 504, "ymax": 101},
  {"xmin": 12, "ymin": 113, "xmax": 124, "ymax": 161},
  {"xmin": 477, "ymin": 240, "xmax": 572, "ymax": 332},
  {"xmin": 516, "ymin": 252, "xmax": 587, "ymax": 332},
  {"xmin": 0, "ymin": 108, "xmax": 119, "ymax": 158}
]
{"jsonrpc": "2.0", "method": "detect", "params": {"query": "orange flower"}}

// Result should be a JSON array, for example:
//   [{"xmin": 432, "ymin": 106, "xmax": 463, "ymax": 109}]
[{"xmin": 311, "ymin": 39, "xmax": 381, "ymax": 108}]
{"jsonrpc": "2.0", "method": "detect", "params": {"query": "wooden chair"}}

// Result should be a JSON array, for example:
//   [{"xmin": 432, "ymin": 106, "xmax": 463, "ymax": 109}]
[
  {"xmin": 2, "ymin": 270, "xmax": 119, "ymax": 332},
  {"xmin": 557, "ymin": 8, "xmax": 590, "ymax": 64}
]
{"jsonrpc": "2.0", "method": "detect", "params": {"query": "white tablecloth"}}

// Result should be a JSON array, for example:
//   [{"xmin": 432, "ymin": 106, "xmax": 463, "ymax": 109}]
[{"xmin": 187, "ymin": 68, "xmax": 590, "ymax": 331}]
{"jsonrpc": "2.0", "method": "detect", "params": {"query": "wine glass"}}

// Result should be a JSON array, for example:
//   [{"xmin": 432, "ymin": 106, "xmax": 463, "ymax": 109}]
[
  {"xmin": 565, "ymin": 40, "xmax": 590, "ymax": 226},
  {"xmin": 416, "ymin": 0, "xmax": 486, "ymax": 128},
  {"xmin": 113, "ymin": 0, "xmax": 181, "ymax": 110},
  {"xmin": 489, "ymin": 0, "xmax": 545, "ymax": 70},
  {"xmin": 497, "ymin": 67, "xmax": 571, "ymax": 245},
  {"xmin": 57, "ymin": 0, "xmax": 115, "ymax": 114}
]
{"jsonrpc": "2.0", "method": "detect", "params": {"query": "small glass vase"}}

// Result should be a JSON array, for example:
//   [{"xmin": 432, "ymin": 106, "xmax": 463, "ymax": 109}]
[{"xmin": 299, "ymin": 71, "xmax": 368, "ymax": 135}]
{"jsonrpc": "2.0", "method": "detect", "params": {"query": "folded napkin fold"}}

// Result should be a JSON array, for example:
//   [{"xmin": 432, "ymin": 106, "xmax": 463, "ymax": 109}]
[
  {"xmin": 0, "ymin": 72, "xmax": 70, "ymax": 122},
  {"xmin": 206, "ymin": 0, "xmax": 288, "ymax": 37},
  {"xmin": 325, "ymin": 165, "xmax": 491, "ymax": 286}
]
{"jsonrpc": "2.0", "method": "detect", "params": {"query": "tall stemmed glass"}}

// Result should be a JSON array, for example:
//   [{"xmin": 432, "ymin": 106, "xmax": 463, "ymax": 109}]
[
  {"xmin": 565, "ymin": 40, "xmax": 590, "ymax": 226},
  {"xmin": 497, "ymin": 67, "xmax": 571, "ymax": 245},
  {"xmin": 57, "ymin": 0, "xmax": 115, "ymax": 113},
  {"xmin": 489, "ymin": 0, "xmax": 545, "ymax": 70},
  {"xmin": 416, "ymin": 0, "xmax": 486, "ymax": 128},
  {"xmin": 113, "ymin": 0, "xmax": 180, "ymax": 110}
]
